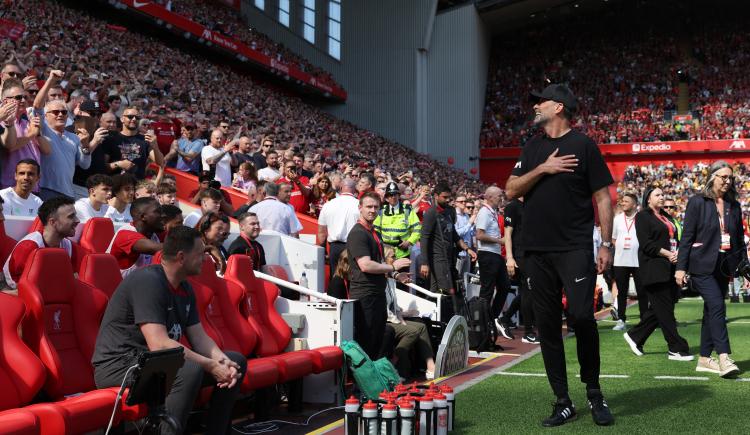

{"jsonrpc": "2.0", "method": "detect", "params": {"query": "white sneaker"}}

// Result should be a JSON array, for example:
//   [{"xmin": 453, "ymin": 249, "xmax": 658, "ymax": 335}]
[
  {"xmin": 612, "ymin": 320, "xmax": 626, "ymax": 331},
  {"xmin": 623, "ymin": 332, "xmax": 644, "ymax": 356},
  {"xmin": 667, "ymin": 351, "xmax": 694, "ymax": 361},
  {"xmin": 695, "ymin": 357, "xmax": 720, "ymax": 374}
]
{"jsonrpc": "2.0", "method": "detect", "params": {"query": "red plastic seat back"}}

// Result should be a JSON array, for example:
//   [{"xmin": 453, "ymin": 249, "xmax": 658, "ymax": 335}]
[
  {"xmin": 79, "ymin": 218, "xmax": 115, "ymax": 254},
  {"xmin": 0, "ymin": 293, "xmax": 46, "ymax": 411},
  {"xmin": 0, "ymin": 221, "xmax": 17, "ymax": 266},
  {"xmin": 18, "ymin": 248, "xmax": 109, "ymax": 399},
  {"xmin": 79, "ymin": 253, "xmax": 123, "ymax": 299},
  {"xmin": 186, "ymin": 256, "xmax": 226, "ymax": 350},
  {"xmin": 190, "ymin": 257, "xmax": 257, "ymax": 356},
  {"xmin": 226, "ymin": 256, "xmax": 291, "ymax": 356}
]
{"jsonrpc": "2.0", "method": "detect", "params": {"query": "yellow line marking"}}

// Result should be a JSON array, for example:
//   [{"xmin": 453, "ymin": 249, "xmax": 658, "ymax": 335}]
[{"xmin": 306, "ymin": 418, "xmax": 344, "ymax": 435}]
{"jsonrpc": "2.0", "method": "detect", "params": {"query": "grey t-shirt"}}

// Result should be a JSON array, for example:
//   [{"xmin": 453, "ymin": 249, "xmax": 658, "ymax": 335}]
[
  {"xmin": 92, "ymin": 265, "xmax": 199, "ymax": 372},
  {"xmin": 476, "ymin": 205, "xmax": 502, "ymax": 255}
]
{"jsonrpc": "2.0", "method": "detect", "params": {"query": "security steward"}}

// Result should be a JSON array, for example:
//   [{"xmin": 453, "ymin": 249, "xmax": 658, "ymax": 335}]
[{"xmin": 374, "ymin": 182, "xmax": 421, "ymax": 274}]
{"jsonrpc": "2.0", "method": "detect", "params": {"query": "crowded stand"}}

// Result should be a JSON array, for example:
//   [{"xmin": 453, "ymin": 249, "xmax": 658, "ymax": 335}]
[{"xmin": 480, "ymin": 2, "xmax": 750, "ymax": 148}]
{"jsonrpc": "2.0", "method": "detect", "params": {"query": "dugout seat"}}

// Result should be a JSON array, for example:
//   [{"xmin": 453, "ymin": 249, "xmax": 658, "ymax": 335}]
[
  {"xmin": 226, "ymin": 256, "xmax": 343, "ymax": 375},
  {"xmin": 0, "ymin": 221, "xmax": 17, "ymax": 265},
  {"xmin": 79, "ymin": 218, "xmax": 115, "ymax": 255},
  {"xmin": 189, "ymin": 257, "xmax": 282, "ymax": 390},
  {"xmin": 17, "ymin": 248, "xmax": 146, "ymax": 433},
  {"xmin": 78, "ymin": 253, "xmax": 123, "ymax": 299}
]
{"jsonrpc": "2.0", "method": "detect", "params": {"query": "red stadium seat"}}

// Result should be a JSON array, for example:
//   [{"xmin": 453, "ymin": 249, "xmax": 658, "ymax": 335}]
[
  {"xmin": 0, "ymin": 292, "xmax": 68, "ymax": 434},
  {"xmin": 29, "ymin": 217, "xmax": 43, "ymax": 233},
  {"xmin": 79, "ymin": 218, "xmax": 115, "ymax": 254},
  {"xmin": 226, "ymin": 257, "xmax": 341, "ymax": 377},
  {"xmin": 17, "ymin": 248, "xmax": 131, "ymax": 433},
  {"xmin": 79, "ymin": 253, "xmax": 123, "ymax": 299},
  {"xmin": 189, "ymin": 257, "xmax": 280, "ymax": 391},
  {"xmin": 0, "ymin": 221, "xmax": 17, "ymax": 266}
]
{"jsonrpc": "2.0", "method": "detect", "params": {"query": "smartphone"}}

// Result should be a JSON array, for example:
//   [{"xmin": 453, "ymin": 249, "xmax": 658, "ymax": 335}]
[{"xmin": 74, "ymin": 116, "xmax": 97, "ymax": 137}]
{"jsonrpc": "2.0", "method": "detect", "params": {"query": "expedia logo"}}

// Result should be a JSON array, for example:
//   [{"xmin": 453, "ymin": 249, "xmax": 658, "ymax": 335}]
[{"xmin": 632, "ymin": 143, "xmax": 671, "ymax": 153}]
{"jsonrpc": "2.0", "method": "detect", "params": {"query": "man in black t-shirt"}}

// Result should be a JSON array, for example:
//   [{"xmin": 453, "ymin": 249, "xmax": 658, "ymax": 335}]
[
  {"xmin": 506, "ymin": 84, "xmax": 614, "ymax": 428},
  {"xmin": 347, "ymin": 192, "xmax": 410, "ymax": 359},
  {"xmin": 227, "ymin": 212, "xmax": 266, "ymax": 271},
  {"xmin": 104, "ymin": 107, "xmax": 165, "ymax": 179},
  {"xmin": 92, "ymin": 226, "xmax": 246, "ymax": 435}
]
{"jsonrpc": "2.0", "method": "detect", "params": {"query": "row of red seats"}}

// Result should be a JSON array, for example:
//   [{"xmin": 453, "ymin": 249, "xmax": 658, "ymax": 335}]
[{"xmin": 0, "ymin": 247, "xmax": 342, "ymax": 434}]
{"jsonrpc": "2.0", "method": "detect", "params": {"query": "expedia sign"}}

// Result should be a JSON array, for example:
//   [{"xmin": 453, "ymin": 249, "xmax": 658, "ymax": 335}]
[
  {"xmin": 434, "ymin": 315, "xmax": 470, "ymax": 378},
  {"xmin": 632, "ymin": 143, "xmax": 672, "ymax": 153}
]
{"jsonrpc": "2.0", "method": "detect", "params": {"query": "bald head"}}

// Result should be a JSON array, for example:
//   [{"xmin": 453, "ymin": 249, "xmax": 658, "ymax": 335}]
[
  {"xmin": 100, "ymin": 112, "xmax": 117, "ymax": 130},
  {"xmin": 340, "ymin": 178, "xmax": 357, "ymax": 193},
  {"xmin": 484, "ymin": 186, "xmax": 503, "ymax": 207},
  {"xmin": 210, "ymin": 129, "xmax": 224, "ymax": 147}
]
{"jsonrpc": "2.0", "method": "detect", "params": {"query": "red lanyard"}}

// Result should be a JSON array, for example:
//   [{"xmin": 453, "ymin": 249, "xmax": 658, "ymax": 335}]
[
  {"xmin": 482, "ymin": 204, "xmax": 498, "ymax": 221},
  {"xmin": 240, "ymin": 234, "xmax": 261, "ymax": 270},
  {"xmin": 717, "ymin": 204, "xmax": 728, "ymax": 234},
  {"xmin": 358, "ymin": 219, "xmax": 383, "ymax": 260},
  {"xmin": 623, "ymin": 214, "xmax": 635, "ymax": 234},
  {"xmin": 343, "ymin": 279, "xmax": 350, "ymax": 299},
  {"xmin": 655, "ymin": 213, "xmax": 675, "ymax": 239}
]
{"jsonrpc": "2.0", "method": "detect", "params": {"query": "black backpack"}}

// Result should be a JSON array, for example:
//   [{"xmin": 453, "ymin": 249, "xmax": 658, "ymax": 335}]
[{"xmin": 464, "ymin": 296, "xmax": 500, "ymax": 352}]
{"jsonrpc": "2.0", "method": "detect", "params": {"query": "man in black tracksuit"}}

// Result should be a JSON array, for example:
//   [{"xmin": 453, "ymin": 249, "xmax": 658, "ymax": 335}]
[{"xmin": 505, "ymin": 84, "xmax": 615, "ymax": 427}]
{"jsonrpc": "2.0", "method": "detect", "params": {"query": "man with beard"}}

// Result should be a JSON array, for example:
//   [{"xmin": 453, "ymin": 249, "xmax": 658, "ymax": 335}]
[
  {"xmin": 102, "ymin": 107, "xmax": 165, "ymax": 179},
  {"xmin": 2, "ymin": 197, "xmax": 81, "ymax": 291},
  {"xmin": 419, "ymin": 182, "xmax": 476, "ymax": 317},
  {"xmin": 0, "ymin": 159, "xmax": 43, "ymax": 217},
  {"xmin": 257, "ymin": 150, "xmax": 281, "ymax": 182},
  {"xmin": 505, "ymin": 84, "xmax": 614, "ymax": 427}
]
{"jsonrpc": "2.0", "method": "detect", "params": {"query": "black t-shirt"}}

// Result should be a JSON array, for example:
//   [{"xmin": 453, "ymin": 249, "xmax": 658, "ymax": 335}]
[
  {"xmin": 227, "ymin": 235, "xmax": 267, "ymax": 271},
  {"xmin": 92, "ymin": 265, "xmax": 199, "ymax": 370},
  {"xmin": 235, "ymin": 152, "xmax": 254, "ymax": 167},
  {"xmin": 253, "ymin": 152, "xmax": 268, "ymax": 169},
  {"xmin": 347, "ymin": 223, "xmax": 387, "ymax": 299},
  {"xmin": 503, "ymin": 198, "xmax": 524, "ymax": 258},
  {"xmin": 511, "ymin": 130, "xmax": 613, "ymax": 251},
  {"xmin": 106, "ymin": 132, "xmax": 151, "ymax": 179}
]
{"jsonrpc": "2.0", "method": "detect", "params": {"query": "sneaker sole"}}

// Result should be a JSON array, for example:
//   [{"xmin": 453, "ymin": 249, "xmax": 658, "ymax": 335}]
[
  {"xmin": 623, "ymin": 333, "xmax": 643, "ymax": 356},
  {"xmin": 668, "ymin": 354, "xmax": 695, "ymax": 361},
  {"xmin": 522, "ymin": 338, "xmax": 540, "ymax": 344},
  {"xmin": 696, "ymin": 366, "xmax": 721, "ymax": 374},
  {"xmin": 541, "ymin": 413, "xmax": 577, "ymax": 427},
  {"xmin": 720, "ymin": 368, "xmax": 740, "ymax": 378}
]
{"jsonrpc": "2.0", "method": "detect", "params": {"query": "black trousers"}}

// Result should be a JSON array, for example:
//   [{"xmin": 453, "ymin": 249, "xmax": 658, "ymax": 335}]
[
  {"xmin": 328, "ymin": 242, "xmax": 347, "ymax": 276},
  {"xmin": 613, "ymin": 266, "xmax": 647, "ymax": 321},
  {"xmin": 353, "ymin": 294, "xmax": 387, "ymax": 360},
  {"xmin": 627, "ymin": 281, "xmax": 689, "ymax": 353},
  {"xmin": 501, "ymin": 260, "xmax": 534, "ymax": 334},
  {"xmin": 525, "ymin": 249, "xmax": 600, "ymax": 399},
  {"xmin": 477, "ymin": 251, "xmax": 511, "ymax": 319},
  {"xmin": 95, "ymin": 350, "xmax": 247, "ymax": 435}
]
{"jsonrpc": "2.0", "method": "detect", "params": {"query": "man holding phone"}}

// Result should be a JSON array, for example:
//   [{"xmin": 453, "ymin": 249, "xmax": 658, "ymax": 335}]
[
  {"xmin": 276, "ymin": 160, "xmax": 311, "ymax": 213},
  {"xmin": 103, "ymin": 107, "xmax": 165, "ymax": 179}
]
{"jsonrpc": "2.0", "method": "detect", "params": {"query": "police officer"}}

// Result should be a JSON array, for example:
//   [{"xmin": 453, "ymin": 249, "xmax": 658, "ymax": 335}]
[{"xmin": 374, "ymin": 182, "xmax": 421, "ymax": 273}]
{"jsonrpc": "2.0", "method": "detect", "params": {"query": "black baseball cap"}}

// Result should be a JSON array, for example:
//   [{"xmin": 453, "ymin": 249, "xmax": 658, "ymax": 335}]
[
  {"xmin": 79, "ymin": 99, "xmax": 101, "ymax": 114},
  {"xmin": 530, "ymin": 84, "xmax": 579, "ymax": 111}
]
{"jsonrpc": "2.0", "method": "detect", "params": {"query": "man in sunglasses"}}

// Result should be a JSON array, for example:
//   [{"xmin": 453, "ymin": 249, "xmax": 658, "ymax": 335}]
[
  {"xmin": 0, "ymin": 62, "xmax": 23, "ymax": 86},
  {"xmin": 0, "ymin": 79, "xmax": 51, "ymax": 190},
  {"xmin": 165, "ymin": 121, "xmax": 204, "ymax": 174},
  {"xmin": 102, "ymin": 107, "xmax": 165, "ymax": 180},
  {"xmin": 252, "ymin": 136, "xmax": 274, "ymax": 169},
  {"xmin": 276, "ymin": 160, "xmax": 311, "ymax": 213},
  {"xmin": 32, "ymin": 70, "xmax": 93, "ymax": 200},
  {"xmin": 662, "ymin": 198, "xmax": 682, "ymax": 240}
]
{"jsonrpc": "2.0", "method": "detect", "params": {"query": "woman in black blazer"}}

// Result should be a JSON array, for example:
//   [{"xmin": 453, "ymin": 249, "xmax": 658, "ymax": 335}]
[
  {"xmin": 676, "ymin": 161, "xmax": 745, "ymax": 378},
  {"xmin": 623, "ymin": 187, "xmax": 691, "ymax": 360}
]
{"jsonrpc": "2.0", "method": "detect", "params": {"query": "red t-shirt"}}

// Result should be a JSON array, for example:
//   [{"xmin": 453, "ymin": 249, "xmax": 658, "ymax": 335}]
[
  {"xmin": 276, "ymin": 176, "xmax": 310, "ymax": 213},
  {"xmin": 7, "ymin": 232, "xmax": 79, "ymax": 283},
  {"xmin": 151, "ymin": 121, "xmax": 178, "ymax": 156},
  {"xmin": 109, "ymin": 230, "xmax": 147, "ymax": 269}
]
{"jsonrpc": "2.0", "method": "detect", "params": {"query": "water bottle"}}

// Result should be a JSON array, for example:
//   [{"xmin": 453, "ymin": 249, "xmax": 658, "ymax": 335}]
[
  {"xmin": 344, "ymin": 396, "xmax": 360, "ymax": 435},
  {"xmin": 299, "ymin": 271, "xmax": 309, "ymax": 301}
]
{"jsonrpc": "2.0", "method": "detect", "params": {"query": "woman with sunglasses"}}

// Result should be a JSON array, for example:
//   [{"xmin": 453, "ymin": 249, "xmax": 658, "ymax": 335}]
[{"xmin": 676, "ymin": 161, "xmax": 745, "ymax": 378}]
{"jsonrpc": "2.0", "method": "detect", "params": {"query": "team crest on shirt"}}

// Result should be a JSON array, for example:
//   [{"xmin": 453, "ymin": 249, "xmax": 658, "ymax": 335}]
[
  {"xmin": 167, "ymin": 323, "xmax": 182, "ymax": 341},
  {"xmin": 52, "ymin": 310, "xmax": 62, "ymax": 331},
  {"xmin": 514, "ymin": 161, "xmax": 522, "ymax": 169}
]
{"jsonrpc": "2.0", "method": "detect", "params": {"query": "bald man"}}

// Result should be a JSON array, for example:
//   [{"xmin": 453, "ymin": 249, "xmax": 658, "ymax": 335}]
[
  {"xmin": 318, "ymin": 178, "xmax": 361, "ymax": 273},
  {"xmin": 201, "ymin": 129, "xmax": 236, "ymax": 186}
]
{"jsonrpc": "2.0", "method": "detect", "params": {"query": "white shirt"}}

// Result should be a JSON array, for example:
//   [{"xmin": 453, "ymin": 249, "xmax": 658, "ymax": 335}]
[
  {"xmin": 105, "ymin": 204, "xmax": 133, "ymax": 223},
  {"xmin": 249, "ymin": 197, "xmax": 298, "ymax": 235},
  {"xmin": 0, "ymin": 187, "xmax": 42, "ymax": 217},
  {"xmin": 257, "ymin": 166, "xmax": 281, "ymax": 182},
  {"xmin": 201, "ymin": 146, "xmax": 232, "ymax": 186},
  {"xmin": 183, "ymin": 209, "xmax": 203, "ymax": 228},
  {"xmin": 476, "ymin": 205, "xmax": 501, "ymax": 255},
  {"xmin": 612, "ymin": 212, "xmax": 639, "ymax": 267},
  {"xmin": 75, "ymin": 197, "xmax": 109, "ymax": 223},
  {"xmin": 318, "ymin": 193, "xmax": 360, "ymax": 242}
]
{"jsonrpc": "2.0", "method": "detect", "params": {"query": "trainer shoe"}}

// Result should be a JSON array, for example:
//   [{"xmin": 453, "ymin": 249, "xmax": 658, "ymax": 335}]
[
  {"xmin": 541, "ymin": 398, "xmax": 577, "ymax": 427},
  {"xmin": 623, "ymin": 332, "xmax": 644, "ymax": 356},
  {"xmin": 495, "ymin": 319, "xmax": 514, "ymax": 340},
  {"xmin": 587, "ymin": 389, "xmax": 614, "ymax": 426},
  {"xmin": 612, "ymin": 320, "xmax": 626, "ymax": 331},
  {"xmin": 695, "ymin": 357, "xmax": 720, "ymax": 374},
  {"xmin": 719, "ymin": 357, "xmax": 740, "ymax": 378},
  {"xmin": 522, "ymin": 333, "xmax": 540, "ymax": 344},
  {"xmin": 667, "ymin": 351, "xmax": 694, "ymax": 361},
  {"xmin": 610, "ymin": 308, "xmax": 620, "ymax": 321}
]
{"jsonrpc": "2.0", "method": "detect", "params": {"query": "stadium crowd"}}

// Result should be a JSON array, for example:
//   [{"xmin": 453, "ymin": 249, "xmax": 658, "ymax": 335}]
[{"xmin": 480, "ymin": 2, "xmax": 750, "ymax": 148}]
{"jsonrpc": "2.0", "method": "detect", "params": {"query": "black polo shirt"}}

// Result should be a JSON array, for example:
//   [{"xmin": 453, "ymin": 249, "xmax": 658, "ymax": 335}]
[
  {"xmin": 511, "ymin": 130, "xmax": 613, "ymax": 252},
  {"xmin": 503, "ymin": 198, "xmax": 524, "ymax": 258},
  {"xmin": 346, "ymin": 222, "xmax": 387, "ymax": 299}
]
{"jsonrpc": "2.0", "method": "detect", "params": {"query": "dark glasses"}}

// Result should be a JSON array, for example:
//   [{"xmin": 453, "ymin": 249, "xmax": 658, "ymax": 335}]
[
  {"xmin": 47, "ymin": 109, "xmax": 68, "ymax": 117},
  {"xmin": 124, "ymin": 114, "xmax": 141, "ymax": 120}
]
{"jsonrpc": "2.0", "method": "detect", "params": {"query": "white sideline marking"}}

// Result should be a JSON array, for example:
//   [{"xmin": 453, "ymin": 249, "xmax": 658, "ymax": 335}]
[
  {"xmin": 654, "ymin": 376, "xmax": 709, "ymax": 381},
  {"xmin": 575, "ymin": 374, "xmax": 630, "ymax": 379},
  {"xmin": 496, "ymin": 372, "xmax": 546, "ymax": 377}
]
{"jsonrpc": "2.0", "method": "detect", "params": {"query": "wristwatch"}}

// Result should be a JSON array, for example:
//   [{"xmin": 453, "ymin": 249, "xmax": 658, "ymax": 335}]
[{"xmin": 601, "ymin": 241, "xmax": 613, "ymax": 249}]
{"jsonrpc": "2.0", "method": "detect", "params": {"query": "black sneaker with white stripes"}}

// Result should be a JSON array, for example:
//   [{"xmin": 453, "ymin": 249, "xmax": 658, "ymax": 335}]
[
  {"xmin": 495, "ymin": 318, "xmax": 514, "ymax": 340},
  {"xmin": 521, "ymin": 333, "xmax": 540, "ymax": 344},
  {"xmin": 541, "ymin": 398, "xmax": 577, "ymax": 427},
  {"xmin": 587, "ymin": 389, "xmax": 614, "ymax": 426}
]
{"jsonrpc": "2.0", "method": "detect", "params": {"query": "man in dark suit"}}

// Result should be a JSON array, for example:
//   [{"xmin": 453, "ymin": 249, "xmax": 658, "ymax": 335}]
[{"xmin": 227, "ymin": 212, "xmax": 266, "ymax": 271}]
